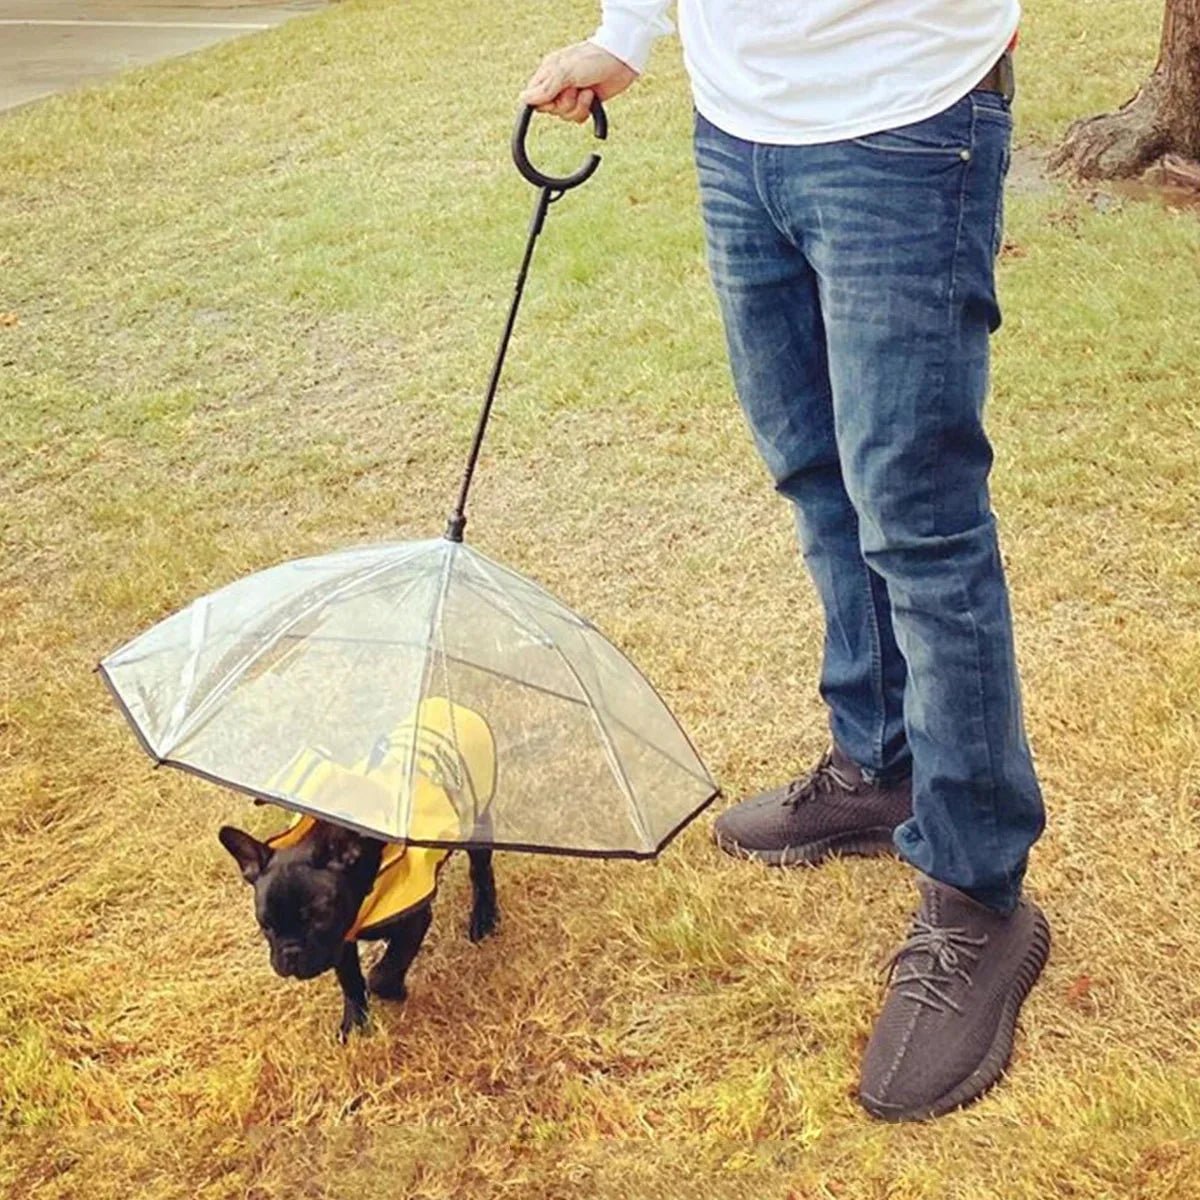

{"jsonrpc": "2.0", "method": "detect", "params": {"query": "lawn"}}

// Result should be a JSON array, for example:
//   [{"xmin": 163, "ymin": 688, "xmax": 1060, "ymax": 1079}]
[{"xmin": 2, "ymin": 0, "xmax": 1199, "ymax": 1196}]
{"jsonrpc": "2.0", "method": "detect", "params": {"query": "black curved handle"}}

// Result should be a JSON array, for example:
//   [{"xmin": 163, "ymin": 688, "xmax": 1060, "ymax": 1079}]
[{"xmin": 512, "ymin": 97, "xmax": 608, "ymax": 191}]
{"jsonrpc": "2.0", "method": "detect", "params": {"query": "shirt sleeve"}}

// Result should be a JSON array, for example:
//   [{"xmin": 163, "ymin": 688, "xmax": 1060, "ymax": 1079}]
[{"xmin": 588, "ymin": 1, "xmax": 674, "ymax": 74}]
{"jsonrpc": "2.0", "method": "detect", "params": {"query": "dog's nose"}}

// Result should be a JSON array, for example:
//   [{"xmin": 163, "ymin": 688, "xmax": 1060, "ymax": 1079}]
[{"xmin": 277, "ymin": 945, "xmax": 301, "ymax": 975}]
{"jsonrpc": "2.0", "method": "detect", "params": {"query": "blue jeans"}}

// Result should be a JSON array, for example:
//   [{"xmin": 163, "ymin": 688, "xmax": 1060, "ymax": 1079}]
[{"xmin": 694, "ymin": 91, "xmax": 1044, "ymax": 913}]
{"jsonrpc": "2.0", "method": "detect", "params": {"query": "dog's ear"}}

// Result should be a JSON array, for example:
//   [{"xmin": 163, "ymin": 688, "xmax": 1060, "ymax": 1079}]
[
  {"xmin": 311, "ymin": 822, "xmax": 363, "ymax": 871},
  {"xmin": 218, "ymin": 825, "xmax": 273, "ymax": 884}
]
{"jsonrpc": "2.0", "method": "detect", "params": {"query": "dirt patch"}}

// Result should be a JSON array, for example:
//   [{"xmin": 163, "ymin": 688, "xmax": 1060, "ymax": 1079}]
[
  {"xmin": 1008, "ymin": 145, "xmax": 1057, "ymax": 197},
  {"xmin": 1019, "ymin": 141, "xmax": 1200, "ymax": 216}
]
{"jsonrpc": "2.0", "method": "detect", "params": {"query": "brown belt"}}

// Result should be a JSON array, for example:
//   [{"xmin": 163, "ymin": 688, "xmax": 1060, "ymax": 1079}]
[{"xmin": 975, "ymin": 51, "xmax": 1015, "ymax": 101}]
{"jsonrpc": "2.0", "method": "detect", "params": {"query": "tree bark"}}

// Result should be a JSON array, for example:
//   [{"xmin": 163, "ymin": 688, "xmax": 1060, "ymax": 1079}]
[{"xmin": 1050, "ymin": 0, "xmax": 1200, "ymax": 181}]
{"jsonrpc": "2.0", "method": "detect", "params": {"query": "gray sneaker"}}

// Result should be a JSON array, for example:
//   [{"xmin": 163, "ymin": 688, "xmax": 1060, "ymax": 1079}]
[
  {"xmin": 859, "ymin": 875, "xmax": 1051, "ymax": 1121},
  {"xmin": 713, "ymin": 746, "xmax": 912, "ymax": 867}
]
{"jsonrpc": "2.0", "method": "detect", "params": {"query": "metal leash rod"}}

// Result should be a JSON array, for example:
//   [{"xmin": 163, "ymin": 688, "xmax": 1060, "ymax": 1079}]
[
  {"xmin": 443, "ymin": 100, "xmax": 607, "ymax": 543},
  {"xmin": 444, "ymin": 186, "xmax": 556, "ymax": 543}
]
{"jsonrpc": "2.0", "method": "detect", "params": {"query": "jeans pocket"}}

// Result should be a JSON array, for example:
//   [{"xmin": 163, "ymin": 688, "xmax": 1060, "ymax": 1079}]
[
  {"xmin": 970, "ymin": 94, "xmax": 1013, "ymax": 258},
  {"xmin": 851, "ymin": 99, "xmax": 972, "ymax": 157}
]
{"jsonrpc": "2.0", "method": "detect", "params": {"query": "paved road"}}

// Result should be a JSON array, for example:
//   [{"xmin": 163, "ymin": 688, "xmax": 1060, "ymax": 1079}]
[{"xmin": 0, "ymin": 0, "xmax": 324, "ymax": 112}]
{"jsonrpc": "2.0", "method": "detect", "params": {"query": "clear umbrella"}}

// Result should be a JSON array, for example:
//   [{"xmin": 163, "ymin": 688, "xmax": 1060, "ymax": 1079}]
[{"xmin": 99, "ymin": 103, "xmax": 718, "ymax": 858}]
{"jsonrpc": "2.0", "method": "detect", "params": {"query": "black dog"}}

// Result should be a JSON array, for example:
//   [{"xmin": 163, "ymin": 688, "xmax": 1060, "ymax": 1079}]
[{"xmin": 219, "ymin": 820, "xmax": 498, "ymax": 1040}]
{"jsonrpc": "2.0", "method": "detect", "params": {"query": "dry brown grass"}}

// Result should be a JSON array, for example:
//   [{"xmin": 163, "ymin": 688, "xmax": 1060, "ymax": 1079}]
[{"xmin": 3, "ymin": 0, "xmax": 1199, "ymax": 1196}]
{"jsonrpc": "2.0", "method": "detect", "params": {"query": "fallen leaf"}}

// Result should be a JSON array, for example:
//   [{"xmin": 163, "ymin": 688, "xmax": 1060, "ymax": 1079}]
[
  {"xmin": 1066, "ymin": 975, "xmax": 1093, "ymax": 1007},
  {"xmin": 0, "ymin": 312, "xmax": 18, "ymax": 327}
]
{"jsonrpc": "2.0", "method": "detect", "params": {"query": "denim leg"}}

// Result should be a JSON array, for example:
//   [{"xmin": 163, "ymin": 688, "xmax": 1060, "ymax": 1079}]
[
  {"xmin": 694, "ymin": 114, "xmax": 909, "ymax": 779},
  {"xmin": 787, "ymin": 93, "xmax": 1044, "ymax": 911}
]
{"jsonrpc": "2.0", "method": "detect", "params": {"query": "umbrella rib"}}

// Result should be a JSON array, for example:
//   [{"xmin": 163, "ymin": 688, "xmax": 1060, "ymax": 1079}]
[
  {"xmin": 454, "ymin": 550, "xmax": 575, "ymax": 649},
  {"xmin": 397, "ymin": 544, "xmax": 457, "ymax": 840},
  {"xmin": 258, "ymin": 629, "xmax": 592, "ymax": 709},
  {"xmin": 569, "ymin": 634, "xmax": 718, "ymax": 792},
  {"xmin": 460, "ymin": 571, "xmax": 709, "ymax": 782},
  {"xmin": 460, "ymin": 551, "xmax": 715, "ymax": 791},
  {"xmin": 290, "ymin": 633, "xmax": 591, "ymax": 703},
  {"xmin": 454, "ymin": 566, "xmax": 591, "ymax": 630},
  {"xmin": 477, "ymin": 553, "xmax": 715, "ymax": 791},
  {"xmin": 156, "ymin": 555, "xmax": 427, "ymax": 759},
  {"xmin": 594, "ymin": 707, "xmax": 717, "ymax": 791},
  {"xmin": 106, "ymin": 542, "xmax": 435, "ymax": 675},
  {"xmin": 466, "ymin": 555, "xmax": 654, "ymax": 853},
  {"xmin": 465, "ymin": 548, "xmax": 596, "ymax": 628},
  {"xmin": 297, "ymin": 567, "xmax": 436, "ymax": 751}
]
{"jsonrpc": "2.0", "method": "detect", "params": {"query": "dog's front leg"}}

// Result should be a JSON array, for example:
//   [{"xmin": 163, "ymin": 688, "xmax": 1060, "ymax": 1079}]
[{"xmin": 334, "ymin": 941, "xmax": 369, "ymax": 1042}]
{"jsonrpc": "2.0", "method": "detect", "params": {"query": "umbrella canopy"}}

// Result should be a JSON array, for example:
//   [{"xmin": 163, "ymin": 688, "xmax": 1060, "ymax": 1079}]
[
  {"xmin": 101, "ymin": 103, "xmax": 718, "ymax": 858},
  {"xmin": 99, "ymin": 538, "xmax": 717, "ymax": 858}
]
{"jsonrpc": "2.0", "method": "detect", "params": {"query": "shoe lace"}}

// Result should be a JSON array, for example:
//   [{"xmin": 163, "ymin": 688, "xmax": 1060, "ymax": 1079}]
[
  {"xmin": 781, "ymin": 750, "xmax": 857, "ymax": 809},
  {"xmin": 883, "ymin": 920, "xmax": 988, "ymax": 1014}
]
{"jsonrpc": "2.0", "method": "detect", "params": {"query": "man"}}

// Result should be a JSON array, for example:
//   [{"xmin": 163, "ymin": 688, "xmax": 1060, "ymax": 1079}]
[{"xmin": 523, "ymin": 0, "xmax": 1048, "ymax": 1122}]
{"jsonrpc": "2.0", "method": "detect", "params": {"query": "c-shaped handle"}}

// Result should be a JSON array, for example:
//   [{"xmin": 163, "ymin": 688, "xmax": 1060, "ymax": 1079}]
[{"xmin": 512, "ymin": 98, "xmax": 608, "ymax": 191}]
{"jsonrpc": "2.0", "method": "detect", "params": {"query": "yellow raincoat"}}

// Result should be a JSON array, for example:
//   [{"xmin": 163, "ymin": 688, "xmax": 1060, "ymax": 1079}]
[{"xmin": 263, "ymin": 699, "xmax": 496, "ymax": 939}]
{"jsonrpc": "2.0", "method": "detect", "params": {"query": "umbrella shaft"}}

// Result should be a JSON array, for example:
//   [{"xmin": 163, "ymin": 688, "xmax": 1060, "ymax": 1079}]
[{"xmin": 446, "ymin": 186, "xmax": 556, "ymax": 542}]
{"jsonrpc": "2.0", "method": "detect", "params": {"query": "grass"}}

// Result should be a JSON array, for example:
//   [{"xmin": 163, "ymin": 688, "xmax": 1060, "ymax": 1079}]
[{"xmin": 2, "ymin": 0, "xmax": 1199, "ymax": 1195}]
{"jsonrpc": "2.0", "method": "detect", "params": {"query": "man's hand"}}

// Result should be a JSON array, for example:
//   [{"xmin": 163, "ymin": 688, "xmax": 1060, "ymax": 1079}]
[{"xmin": 520, "ymin": 42, "xmax": 638, "ymax": 123}]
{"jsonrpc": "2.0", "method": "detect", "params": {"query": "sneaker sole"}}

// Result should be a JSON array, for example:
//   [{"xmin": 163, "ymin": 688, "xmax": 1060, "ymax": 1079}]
[
  {"xmin": 859, "ymin": 903, "xmax": 1052, "ymax": 1122},
  {"xmin": 714, "ymin": 825, "xmax": 899, "ymax": 867}
]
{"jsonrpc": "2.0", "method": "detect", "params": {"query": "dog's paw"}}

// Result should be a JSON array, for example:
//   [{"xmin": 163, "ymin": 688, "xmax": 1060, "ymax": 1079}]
[
  {"xmin": 338, "ymin": 1002, "xmax": 370, "ymax": 1044},
  {"xmin": 468, "ymin": 902, "xmax": 499, "ymax": 944}
]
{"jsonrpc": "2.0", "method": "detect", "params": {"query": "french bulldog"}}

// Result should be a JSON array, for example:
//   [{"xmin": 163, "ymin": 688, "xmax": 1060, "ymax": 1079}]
[{"xmin": 218, "ymin": 819, "xmax": 498, "ymax": 1041}]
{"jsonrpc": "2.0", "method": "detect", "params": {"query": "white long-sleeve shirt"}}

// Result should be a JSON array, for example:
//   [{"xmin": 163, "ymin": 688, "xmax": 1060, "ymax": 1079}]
[{"xmin": 590, "ymin": 1, "xmax": 1020, "ymax": 145}]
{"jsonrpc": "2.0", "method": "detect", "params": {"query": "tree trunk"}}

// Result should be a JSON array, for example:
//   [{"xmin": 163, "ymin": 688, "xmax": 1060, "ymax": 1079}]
[{"xmin": 1050, "ymin": 0, "xmax": 1200, "ymax": 181}]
